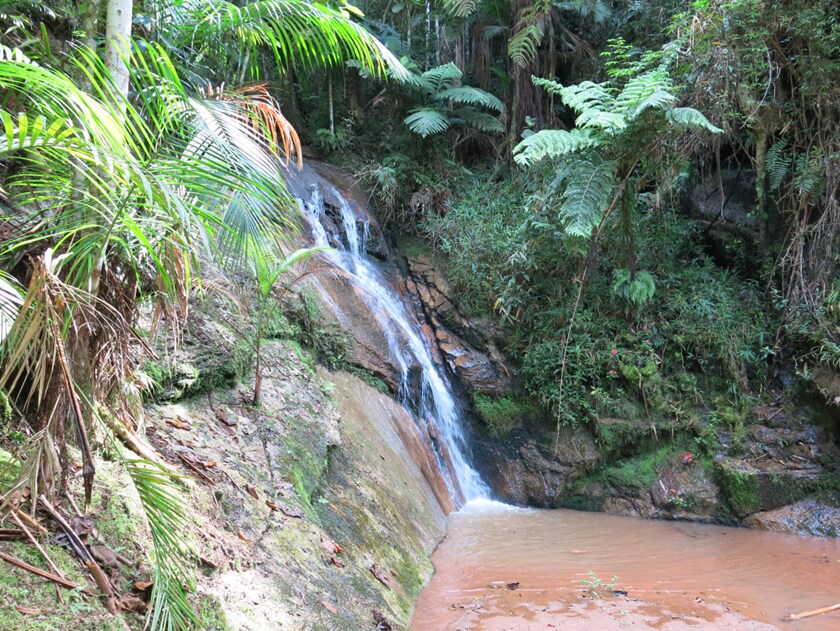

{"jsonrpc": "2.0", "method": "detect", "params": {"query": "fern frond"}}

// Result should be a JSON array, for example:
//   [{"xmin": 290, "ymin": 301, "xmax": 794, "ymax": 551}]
[
  {"xmin": 559, "ymin": 158, "xmax": 617, "ymax": 236},
  {"xmin": 614, "ymin": 70, "xmax": 672, "ymax": 114},
  {"xmin": 513, "ymin": 128, "xmax": 601, "ymax": 166},
  {"xmin": 508, "ymin": 23, "xmax": 542, "ymax": 68},
  {"xmin": 794, "ymin": 148, "xmax": 825, "ymax": 201},
  {"xmin": 435, "ymin": 86, "xmax": 504, "ymax": 112},
  {"xmin": 766, "ymin": 137, "xmax": 792, "ymax": 191},
  {"xmin": 576, "ymin": 108, "xmax": 627, "ymax": 134},
  {"xmin": 558, "ymin": 80, "xmax": 615, "ymax": 115},
  {"xmin": 630, "ymin": 88, "xmax": 676, "ymax": 119},
  {"xmin": 667, "ymin": 107, "xmax": 722, "ymax": 133},
  {"xmin": 404, "ymin": 107, "xmax": 450, "ymax": 137},
  {"xmin": 532, "ymin": 76, "xmax": 564, "ymax": 95},
  {"xmin": 421, "ymin": 62, "xmax": 462, "ymax": 92},
  {"xmin": 439, "ymin": 0, "xmax": 477, "ymax": 17},
  {"xmin": 454, "ymin": 108, "xmax": 505, "ymax": 133}
]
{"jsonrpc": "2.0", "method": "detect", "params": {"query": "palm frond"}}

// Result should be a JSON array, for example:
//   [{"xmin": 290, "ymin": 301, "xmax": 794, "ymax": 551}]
[
  {"xmin": 124, "ymin": 459, "xmax": 197, "ymax": 631},
  {"xmin": 170, "ymin": 0, "xmax": 409, "ymax": 82},
  {"xmin": 0, "ymin": 273, "xmax": 23, "ymax": 344}
]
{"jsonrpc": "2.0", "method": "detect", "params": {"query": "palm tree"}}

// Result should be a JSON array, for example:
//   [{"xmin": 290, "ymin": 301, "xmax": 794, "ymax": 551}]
[{"xmin": 0, "ymin": 3, "xmax": 406, "ymax": 625}]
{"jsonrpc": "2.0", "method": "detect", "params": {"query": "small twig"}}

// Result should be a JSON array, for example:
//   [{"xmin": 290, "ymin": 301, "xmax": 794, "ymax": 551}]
[
  {"xmin": 8, "ymin": 511, "xmax": 64, "ymax": 578},
  {"xmin": 85, "ymin": 560, "xmax": 118, "ymax": 615},
  {"xmin": 12, "ymin": 507, "xmax": 49, "ymax": 535},
  {"xmin": 9, "ymin": 509, "xmax": 66, "ymax": 603},
  {"xmin": 784, "ymin": 602, "xmax": 840, "ymax": 621},
  {"xmin": 0, "ymin": 551, "xmax": 80, "ymax": 589},
  {"xmin": 177, "ymin": 453, "xmax": 215, "ymax": 484}
]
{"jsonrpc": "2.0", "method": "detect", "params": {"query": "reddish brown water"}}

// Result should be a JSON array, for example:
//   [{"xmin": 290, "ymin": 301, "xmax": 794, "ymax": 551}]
[{"xmin": 412, "ymin": 501, "xmax": 840, "ymax": 630}]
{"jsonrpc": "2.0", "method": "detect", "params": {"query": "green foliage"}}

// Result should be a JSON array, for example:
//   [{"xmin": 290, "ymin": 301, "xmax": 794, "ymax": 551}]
[
  {"xmin": 612, "ymin": 269, "xmax": 656, "ymax": 306},
  {"xmin": 473, "ymin": 393, "xmax": 541, "ymax": 437},
  {"xmin": 125, "ymin": 459, "xmax": 197, "ymax": 631},
  {"xmin": 403, "ymin": 63, "xmax": 504, "ymax": 138},
  {"xmin": 579, "ymin": 571, "xmax": 619, "ymax": 598}
]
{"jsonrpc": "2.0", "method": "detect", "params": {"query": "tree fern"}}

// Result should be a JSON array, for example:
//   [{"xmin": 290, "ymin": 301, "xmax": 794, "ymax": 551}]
[
  {"xmin": 454, "ymin": 108, "xmax": 506, "ymax": 133},
  {"xmin": 404, "ymin": 63, "xmax": 504, "ymax": 138},
  {"xmin": 405, "ymin": 108, "xmax": 450, "ymax": 137},
  {"xmin": 435, "ymin": 86, "xmax": 504, "ymax": 112},
  {"xmin": 559, "ymin": 158, "xmax": 617, "ymax": 236},
  {"xmin": 614, "ymin": 70, "xmax": 672, "ymax": 114},
  {"xmin": 420, "ymin": 61, "xmax": 463, "ymax": 93},
  {"xmin": 555, "ymin": 80, "xmax": 616, "ymax": 115},
  {"xmin": 513, "ymin": 128, "xmax": 601, "ymax": 166},
  {"xmin": 667, "ymin": 107, "xmax": 722, "ymax": 133},
  {"xmin": 508, "ymin": 23, "xmax": 542, "ymax": 68}
]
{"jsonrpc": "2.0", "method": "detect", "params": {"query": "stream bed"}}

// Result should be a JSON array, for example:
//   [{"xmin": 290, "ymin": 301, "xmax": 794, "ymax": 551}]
[{"xmin": 412, "ymin": 502, "xmax": 840, "ymax": 630}]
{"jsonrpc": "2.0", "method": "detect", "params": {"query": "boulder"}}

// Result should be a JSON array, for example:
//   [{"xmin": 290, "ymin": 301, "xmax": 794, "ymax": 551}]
[{"xmin": 746, "ymin": 498, "xmax": 840, "ymax": 537}]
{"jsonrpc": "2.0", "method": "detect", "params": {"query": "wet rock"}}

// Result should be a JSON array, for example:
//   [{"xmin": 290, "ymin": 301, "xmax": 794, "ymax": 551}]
[
  {"xmin": 479, "ymin": 427, "xmax": 601, "ymax": 506},
  {"xmin": 745, "ymin": 498, "xmax": 840, "ymax": 537},
  {"xmin": 716, "ymin": 458, "xmax": 821, "ymax": 518},
  {"xmin": 404, "ymin": 254, "xmax": 515, "ymax": 396}
]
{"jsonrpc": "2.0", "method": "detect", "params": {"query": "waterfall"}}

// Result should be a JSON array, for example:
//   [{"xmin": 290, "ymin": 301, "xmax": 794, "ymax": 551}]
[{"xmin": 285, "ymin": 165, "xmax": 489, "ymax": 506}]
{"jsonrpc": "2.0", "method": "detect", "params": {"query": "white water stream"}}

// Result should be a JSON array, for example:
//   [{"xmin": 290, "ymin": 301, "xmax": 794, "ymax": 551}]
[{"xmin": 286, "ymin": 166, "xmax": 489, "ymax": 506}]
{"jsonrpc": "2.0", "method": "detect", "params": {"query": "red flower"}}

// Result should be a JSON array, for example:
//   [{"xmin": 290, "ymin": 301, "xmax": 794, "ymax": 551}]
[{"xmin": 611, "ymin": 349, "xmax": 618, "ymax": 355}]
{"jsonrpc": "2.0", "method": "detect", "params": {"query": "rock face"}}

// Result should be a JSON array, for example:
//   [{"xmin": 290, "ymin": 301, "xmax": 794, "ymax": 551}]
[
  {"xmin": 404, "ymin": 253, "xmax": 514, "ymax": 396},
  {"xmin": 746, "ymin": 498, "xmax": 840, "ymax": 537},
  {"xmin": 475, "ymin": 425, "xmax": 601, "ymax": 506},
  {"xmin": 146, "ymin": 339, "xmax": 447, "ymax": 631}
]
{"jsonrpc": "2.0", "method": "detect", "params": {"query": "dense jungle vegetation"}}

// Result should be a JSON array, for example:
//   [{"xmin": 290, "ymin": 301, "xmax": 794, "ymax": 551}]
[{"xmin": 0, "ymin": 0, "xmax": 839, "ymax": 628}]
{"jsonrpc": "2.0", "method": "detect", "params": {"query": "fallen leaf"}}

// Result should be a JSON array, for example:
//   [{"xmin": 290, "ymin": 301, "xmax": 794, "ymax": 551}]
[
  {"xmin": 321, "ymin": 601, "xmax": 337, "ymax": 615},
  {"xmin": 330, "ymin": 557, "xmax": 345, "ymax": 568},
  {"xmin": 237, "ymin": 531, "xmax": 251, "ymax": 545},
  {"xmin": 166, "ymin": 419, "xmax": 191, "ymax": 430},
  {"xmin": 265, "ymin": 500, "xmax": 278, "ymax": 511},
  {"xmin": 370, "ymin": 564, "xmax": 392, "ymax": 590},
  {"xmin": 134, "ymin": 581, "xmax": 153, "ymax": 591},
  {"xmin": 15, "ymin": 606, "xmax": 43, "ymax": 615},
  {"xmin": 245, "ymin": 484, "xmax": 259, "ymax": 500},
  {"xmin": 202, "ymin": 461, "xmax": 217, "ymax": 468},
  {"xmin": 118, "ymin": 594, "xmax": 148, "ymax": 613},
  {"xmin": 506, "ymin": 582, "xmax": 520, "ymax": 590},
  {"xmin": 321, "ymin": 537, "xmax": 344, "ymax": 555}
]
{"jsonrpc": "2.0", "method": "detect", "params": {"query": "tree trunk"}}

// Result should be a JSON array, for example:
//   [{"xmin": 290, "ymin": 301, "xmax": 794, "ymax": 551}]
[{"xmin": 104, "ymin": 0, "xmax": 133, "ymax": 110}]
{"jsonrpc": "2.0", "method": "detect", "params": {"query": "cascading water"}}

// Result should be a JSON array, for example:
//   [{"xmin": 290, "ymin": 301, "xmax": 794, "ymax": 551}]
[{"xmin": 285, "ymin": 165, "xmax": 489, "ymax": 506}]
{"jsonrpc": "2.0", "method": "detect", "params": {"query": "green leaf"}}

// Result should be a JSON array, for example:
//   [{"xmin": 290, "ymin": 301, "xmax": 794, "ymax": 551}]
[
  {"xmin": 513, "ymin": 128, "xmax": 601, "ymax": 166},
  {"xmin": 404, "ymin": 108, "xmax": 450, "ymax": 137},
  {"xmin": 435, "ymin": 86, "xmax": 504, "ymax": 112},
  {"xmin": 667, "ymin": 107, "xmax": 722, "ymax": 133}
]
